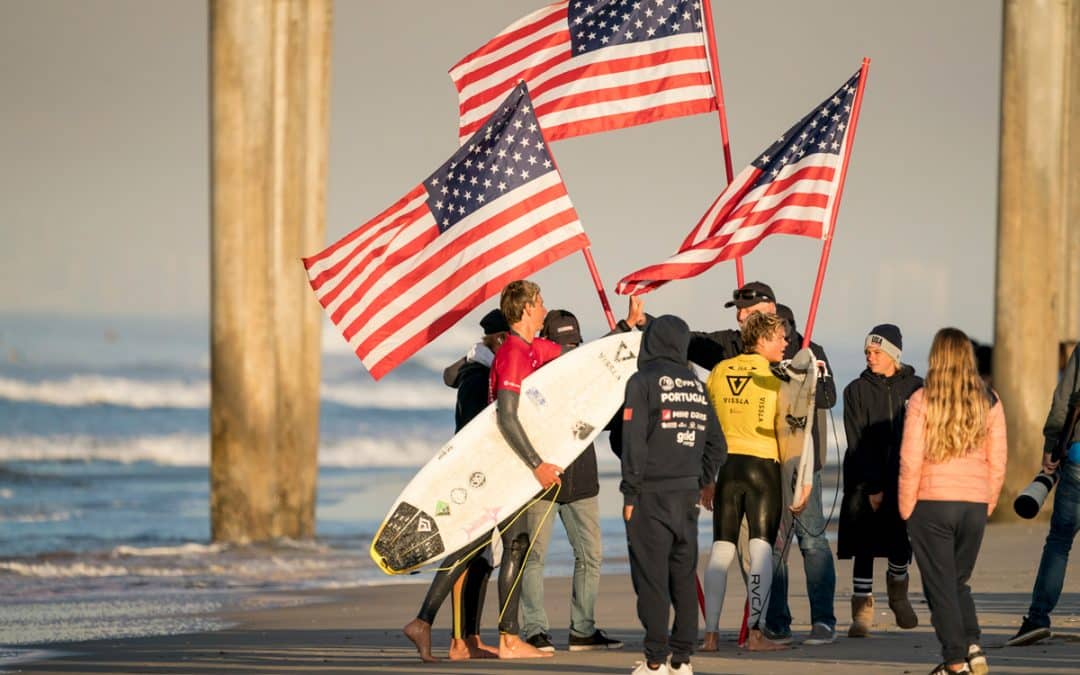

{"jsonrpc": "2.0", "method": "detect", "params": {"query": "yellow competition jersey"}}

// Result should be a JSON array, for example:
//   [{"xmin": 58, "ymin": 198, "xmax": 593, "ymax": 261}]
[{"xmin": 706, "ymin": 353, "xmax": 781, "ymax": 461}]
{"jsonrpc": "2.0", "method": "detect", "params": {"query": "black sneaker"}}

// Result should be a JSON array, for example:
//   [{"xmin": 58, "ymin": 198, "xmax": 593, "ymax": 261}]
[
  {"xmin": 1005, "ymin": 616, "xmax": 1051, "ymax": 647},
  {"xmin": 568, "ymin": 628, "xmax": 623, "ymax": 651},
  {"xmin": 526, "ymin": 631, "xmax": 555, "ymax": 652}
]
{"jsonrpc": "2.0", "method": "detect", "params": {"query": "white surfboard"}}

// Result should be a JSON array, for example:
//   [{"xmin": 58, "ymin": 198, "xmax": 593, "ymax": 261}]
[
  {"xmin": 370, "ymin": 331, "xmax": 642, "ymax": 575},
  {"xmin": 774, "ymin": 347, "xmax": 818, "ymax": 561}
]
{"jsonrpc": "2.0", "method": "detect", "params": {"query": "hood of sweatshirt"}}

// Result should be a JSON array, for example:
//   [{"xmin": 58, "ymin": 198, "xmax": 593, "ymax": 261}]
[{"xmin": 638, "ymin": 314, "xmax": 690, "ymax": 369}]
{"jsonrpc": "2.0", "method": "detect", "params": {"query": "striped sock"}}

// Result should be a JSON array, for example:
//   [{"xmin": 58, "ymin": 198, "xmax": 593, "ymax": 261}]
[
  {"xmin": 853, "ymin": 577, "xmax": 873, "ymax": 596},
  {"xmin": 887, "ymin": 562, "xmax": 908, "ymax": 580}
]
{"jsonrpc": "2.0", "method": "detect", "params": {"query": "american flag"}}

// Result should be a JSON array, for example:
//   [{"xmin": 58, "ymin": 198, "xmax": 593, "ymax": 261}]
[
  {"xmin": 617, "ymin": 69, "xmax": 862, "ymax": 295},
  {"xmin": 450, "ymin": 0, "xmax": 717, "ymax": 144},
  {"xmin": 304, "ymin": 83, "xmax": 589, "ymax": 380}
]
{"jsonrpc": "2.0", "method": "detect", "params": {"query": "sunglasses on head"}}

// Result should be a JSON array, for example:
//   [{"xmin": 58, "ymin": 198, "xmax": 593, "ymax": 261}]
[{"xmin": 733, "ymin": 289, "xmax": 771, "ymax": 301}]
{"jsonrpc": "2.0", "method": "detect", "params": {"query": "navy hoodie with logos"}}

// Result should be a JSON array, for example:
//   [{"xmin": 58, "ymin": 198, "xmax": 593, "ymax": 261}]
[{"xmin": 620, "ymin": 315, "xmax": 727, "ymax": 507}]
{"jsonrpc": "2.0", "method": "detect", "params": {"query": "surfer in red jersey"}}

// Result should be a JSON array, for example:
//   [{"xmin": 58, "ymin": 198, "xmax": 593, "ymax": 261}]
[{"xmin": 489, "ymin": 279, "xmax": 643, "ymax": 659}]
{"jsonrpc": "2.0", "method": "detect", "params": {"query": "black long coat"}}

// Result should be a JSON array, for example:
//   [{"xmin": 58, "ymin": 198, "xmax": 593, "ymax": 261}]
[{"xmin": 837, "ymin": 365, "xmax": 923, "ymax": 560}]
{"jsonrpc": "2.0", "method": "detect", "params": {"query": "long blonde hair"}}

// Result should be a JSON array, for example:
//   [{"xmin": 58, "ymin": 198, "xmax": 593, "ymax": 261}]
[{"xmin": 923, "ymin": 327, "xmax": 989, "ymax": 462}]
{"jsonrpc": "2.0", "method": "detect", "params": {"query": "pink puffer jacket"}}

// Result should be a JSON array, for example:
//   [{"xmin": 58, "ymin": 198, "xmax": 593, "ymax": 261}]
[{"xmin": 897, "ymin": 388, "xmax": 1007, "ymax": 519}]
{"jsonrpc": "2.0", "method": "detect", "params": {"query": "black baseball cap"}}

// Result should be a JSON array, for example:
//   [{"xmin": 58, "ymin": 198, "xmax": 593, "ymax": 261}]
[
  {"xmin": 724, "ymin": 281, "xmax": 776, "ymax": 308},
  {"xmin": 541, "ymin": 309, "xmax": 582, "ymax": 346}
]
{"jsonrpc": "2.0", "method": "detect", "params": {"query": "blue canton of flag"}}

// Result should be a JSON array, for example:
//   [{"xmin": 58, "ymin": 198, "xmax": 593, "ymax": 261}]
[
  {"xmin": 426, "ymin": 83, "xmax": 556, "ymax": 233},
  {"xmin": 750, "ymin": 71, "xmax": 860, "ymax": 185},
  {"xmin": 568, "ymin": 0, "xmax": 701, "ymax": 54}
]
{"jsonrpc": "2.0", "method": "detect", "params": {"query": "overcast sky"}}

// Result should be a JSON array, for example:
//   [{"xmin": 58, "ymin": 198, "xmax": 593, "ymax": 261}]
[{"xmin": 0, "ymin": 1, "xmax": 1002, "ymax": 363}]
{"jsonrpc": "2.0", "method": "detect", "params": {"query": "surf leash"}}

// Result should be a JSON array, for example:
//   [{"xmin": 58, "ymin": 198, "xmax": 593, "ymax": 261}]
[
  {"xmin": 430, "ymin": 482, "xmax": 561, "ymax": 575},
  {"xmin": 496, "ymin": 481, "xmax": 561, "ymax": 624}
]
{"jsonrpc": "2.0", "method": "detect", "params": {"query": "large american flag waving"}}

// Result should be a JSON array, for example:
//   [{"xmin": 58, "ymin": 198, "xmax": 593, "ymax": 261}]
[
  {"xmin": 617, "ymin": 69, "xmax": 862, "ymax": 295},
  {"xmin": 450, "ymin": 0, "xmax": 718, "ymax": 144},
  {"xmin": 304, "ymin": 83, "xmax": 588, "ymax": 379}
]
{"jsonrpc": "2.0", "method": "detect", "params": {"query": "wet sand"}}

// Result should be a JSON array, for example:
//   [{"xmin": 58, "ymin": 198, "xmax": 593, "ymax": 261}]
[{"xmin": 10, "ymin": 522, "xmax": 1079, "ymax": 674}]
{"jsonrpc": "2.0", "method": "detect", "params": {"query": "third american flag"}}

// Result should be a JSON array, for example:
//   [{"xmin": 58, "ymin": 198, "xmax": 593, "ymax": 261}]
[
  {"xmin": 450, "ymin": 0, "xmax": 718, "ymax": 144},
  {"xmin": 617, "ymin": 69, "xmax": 863, "ymax": 295}
]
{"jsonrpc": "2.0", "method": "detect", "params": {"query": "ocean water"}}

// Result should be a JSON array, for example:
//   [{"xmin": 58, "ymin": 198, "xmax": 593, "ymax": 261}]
[
  {"xmin": 0, "ymin": 314, "xmax": 852, "ymax": 649},
  {"xmin": 0, "ymin": 314, "xmax": 645, "ymax": 648}
]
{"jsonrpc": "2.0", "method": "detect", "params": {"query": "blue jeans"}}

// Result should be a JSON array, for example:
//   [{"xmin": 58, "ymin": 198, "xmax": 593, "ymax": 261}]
[
  {"xmin": 1028, "ymin": 460, "xmax": 1080, "ymax": 627},
  {"xmin": 520, "ymin": 495, "xmax": 602, "ymax": 638},
  {"xmin": 766, "ymin": 471, "xmax": 837, "ymax": 632}
]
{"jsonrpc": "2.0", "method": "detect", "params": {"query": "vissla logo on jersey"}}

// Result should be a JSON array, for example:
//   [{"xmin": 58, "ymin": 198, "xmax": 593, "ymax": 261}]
[
  {"xmin": 659, "ymin": 376, "xmax": 675, "ymax": 391},
  {"xmin": 726, "ymin": 375, "xmax": 751, "ymax": 396}
]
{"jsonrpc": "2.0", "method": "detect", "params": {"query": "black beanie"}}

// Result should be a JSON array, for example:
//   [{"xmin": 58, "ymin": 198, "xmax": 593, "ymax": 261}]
[{"xmin": 479, "ymin": 309, "xmax": 509, "ymax": 335}]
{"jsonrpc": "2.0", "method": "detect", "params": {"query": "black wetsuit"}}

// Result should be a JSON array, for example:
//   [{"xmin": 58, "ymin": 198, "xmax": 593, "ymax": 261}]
[{"xmin": 414, "ymin": 349, "xmax": 496, "ymax": 636}]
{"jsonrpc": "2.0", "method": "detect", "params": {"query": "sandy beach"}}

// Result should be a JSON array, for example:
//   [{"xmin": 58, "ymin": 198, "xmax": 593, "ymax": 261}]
[{"xmin": 6, "ymin": 521, "xmax": 1077, "ymax": 674}]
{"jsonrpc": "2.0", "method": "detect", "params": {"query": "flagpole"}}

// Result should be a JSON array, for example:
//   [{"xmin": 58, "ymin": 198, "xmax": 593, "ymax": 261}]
[
  {"xmin": 801, "ymin": 58, "xmax": 871, "ymax": 348},
  {"xmin": 699, "ymin": 0, "xmax": 744, "ymax": 287},
  {"xmin": 581, "ymin": 248, "xmax": 617, "ymax": 330}
]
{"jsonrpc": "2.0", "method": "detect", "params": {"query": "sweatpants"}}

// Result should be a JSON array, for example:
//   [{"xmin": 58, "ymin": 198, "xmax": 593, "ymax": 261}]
[
  {"xmin": 626, "ymin": 489, "xmax": 700, "ymax": 666},
  {"xmin": 906, "ymin": 500, "xmax": 987, "ymax": 665}
]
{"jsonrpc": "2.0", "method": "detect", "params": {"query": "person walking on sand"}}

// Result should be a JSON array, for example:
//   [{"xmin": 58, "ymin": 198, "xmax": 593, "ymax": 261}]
[
  {"xmin": 621, "ymin": 314, "xmax": 727, "ymax": 675},
  {"xmin": 838, "ymin": 324, "xmax": 923, "ymax": 637},
  {"xmin": 899, "ymin": 328, "xmax": 1007, "ymax": 674},
  {"xmin": 402, "ymin": 309, "xmax": 508, "ymax": 662}
]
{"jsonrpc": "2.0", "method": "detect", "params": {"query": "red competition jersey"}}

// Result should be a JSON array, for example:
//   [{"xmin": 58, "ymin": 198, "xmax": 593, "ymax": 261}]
[{"xmin": 488, "ymin": 333, "xmax": 563, "ymax": 402}]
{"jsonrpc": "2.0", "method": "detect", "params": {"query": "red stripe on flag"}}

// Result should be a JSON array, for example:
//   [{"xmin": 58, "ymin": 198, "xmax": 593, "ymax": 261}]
[
  {"xmin": 365, "ymin": 233, "xmax": 589, "ymax": 380},
  {"xmin": 302, "ymin": 185, "xmax": 426, "ymax": 271},
  {"xmin": 309, "ymin": 201, "xmax": 431, "ymax": 296},
  {"xmin": 458, "ymin": 49, "xmax": 571, "ymax": 123},
  {"xmin": 456, "ymin": 32, "xmax": 571, "ymax": 98},
  {"xmin": 529, "ymin": 45, "xmax": 709, "ymax": 102},
  {"xmin": 543, "ymin": 99, "xmax": 716, "ymax": 141},
  {"xmin": 450, "ymin": 5, "xmax": 568, "ymax": 78},
  {"xmin": 344, "ymin": 184, "xmax": 574, "ymax": 342}
]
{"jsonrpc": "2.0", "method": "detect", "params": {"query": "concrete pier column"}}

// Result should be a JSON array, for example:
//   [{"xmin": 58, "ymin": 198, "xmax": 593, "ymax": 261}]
[
  {"xmin": 994, "ymin": 0, "xmax": 1079, "ymax": 519},
  {"xmin": 209, "ymin": 0, "xmax": 332, "ymax": 541}
]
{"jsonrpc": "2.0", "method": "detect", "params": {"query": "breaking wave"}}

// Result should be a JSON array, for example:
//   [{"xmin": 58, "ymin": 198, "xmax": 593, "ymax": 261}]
[
  {"xmin": 0, "ymin": 375, "xmax": 455, "ymax": 411},
  {"xmin": 0, "ymin": 433, "xmax": 443, "ymax": 468}
]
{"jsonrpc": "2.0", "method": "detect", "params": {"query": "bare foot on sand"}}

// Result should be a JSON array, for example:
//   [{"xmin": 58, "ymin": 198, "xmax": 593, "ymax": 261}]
[
  {"xmin": 700, "ymin": 631, "xmax": 720, "ymax": 651},
  {"xmin": 448, "ymin": 636, "xmax": 498, "ymax": 660},
  {"xmin": 746, "ymin": 628, "xmax": 787, "ymax": 652},
  {"xmin": 499, "ymin": 633, "xmax": 554, "ymax": 659},
  {"xmin": 403, "ymin": 618, "xmax": 440, "ymax": 663}
]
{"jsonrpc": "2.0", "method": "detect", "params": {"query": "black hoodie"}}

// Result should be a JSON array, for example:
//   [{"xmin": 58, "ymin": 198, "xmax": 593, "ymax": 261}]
[
  {"xmin": 841, "ymin": 364, "xmax": 923, "ymax": 495},
  {"xmin": 443, "ymin": 347, "xmax": 494, "ymax": 432},
  {"xmin": 620, "ymin": 315, "xmax": 727, "ymax": 507}
]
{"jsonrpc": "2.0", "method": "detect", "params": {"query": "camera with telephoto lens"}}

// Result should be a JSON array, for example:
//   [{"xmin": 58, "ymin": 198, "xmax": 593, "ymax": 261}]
[
  {"xmin": 1014, "ymin": 470, "xmax": 1060, "ymax": 519},
  {"xmin": 1014, "ymin": 402, "xmax": 1080, "ymax": 519}
]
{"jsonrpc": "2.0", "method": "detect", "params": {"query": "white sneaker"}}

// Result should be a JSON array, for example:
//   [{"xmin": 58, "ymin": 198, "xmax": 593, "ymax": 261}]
[
  {"xmin": 631, "ymin": 661, "xmax": 670, "ymax": 675},
  {"xmin": 669, "ymin": 662, "xmax": 694, "ymax": 675}
]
